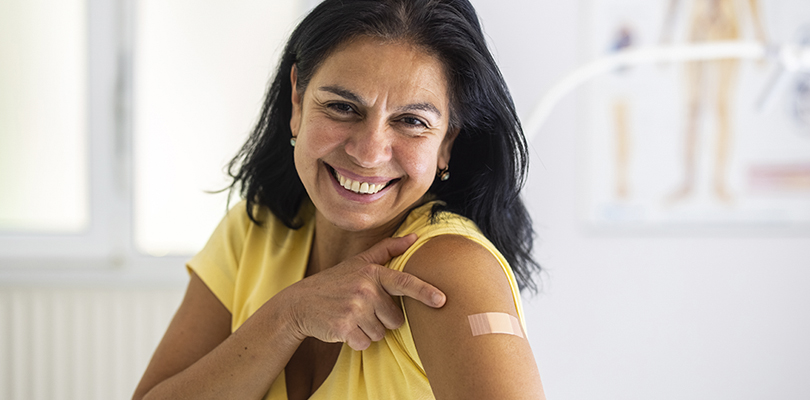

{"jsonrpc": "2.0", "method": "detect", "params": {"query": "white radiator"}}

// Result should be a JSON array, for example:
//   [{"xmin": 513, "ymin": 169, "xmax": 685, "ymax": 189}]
[{"xmin": 0, "ymin": 287, "xmax": 184, "ymax": 400}]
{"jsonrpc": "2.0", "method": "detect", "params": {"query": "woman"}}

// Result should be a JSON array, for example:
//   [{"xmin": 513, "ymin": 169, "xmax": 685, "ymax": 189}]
[{"xmin": 133, "ymin": 0, "xmax": 545, "ymax": 398}]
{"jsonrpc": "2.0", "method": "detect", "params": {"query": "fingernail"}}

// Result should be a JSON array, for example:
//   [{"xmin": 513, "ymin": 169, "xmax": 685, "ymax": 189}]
[{"xmin": 432, "ymin": 293, "xmax": 445, "ymax": 307}]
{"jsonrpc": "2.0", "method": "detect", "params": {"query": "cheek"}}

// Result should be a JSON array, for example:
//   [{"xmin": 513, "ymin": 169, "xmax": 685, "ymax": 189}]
[
  {"xmin": 398, "ymin": 141, "xmax": 439, "ymax": 181},
  {"xmin": 298, "ymin": 118, "xmax": 346, "ymax": 159},
  {"xmin": 294, "ymin": 123, "xmax": 332, "ymax": 183}
]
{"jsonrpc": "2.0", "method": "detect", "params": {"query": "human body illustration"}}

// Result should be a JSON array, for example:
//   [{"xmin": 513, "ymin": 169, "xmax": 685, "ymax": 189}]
[
  {"xmin": 662, "ymin": 0, "xmax": 767, "ymax": 203},
  {"xmin": 610, "ymin": 24, "xmax": 637, "ymax": 200},
  {"xmin": 792, "ymin": 26, "xmax": 810, "ymax": 129}
]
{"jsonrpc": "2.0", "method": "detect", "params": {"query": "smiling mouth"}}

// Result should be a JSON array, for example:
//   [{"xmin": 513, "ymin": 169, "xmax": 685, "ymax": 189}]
[{"xmin": 328, "ymin": 166, "xmax": 397, "ymax": 195}]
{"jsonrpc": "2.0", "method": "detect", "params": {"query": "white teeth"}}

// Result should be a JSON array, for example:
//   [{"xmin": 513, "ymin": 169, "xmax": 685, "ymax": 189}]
[{"xmin": 333, "ymin": 169, "xmax": 387, "ymax": 195}]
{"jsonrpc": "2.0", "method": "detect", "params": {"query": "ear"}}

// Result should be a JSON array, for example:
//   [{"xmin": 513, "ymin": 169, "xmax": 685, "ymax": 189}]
[
  {"xmin": 437, "ymin": 127, "xmax": 460, "ymax": 169},
  {"xmin": 290, "ymin": 64, "xmax": 302, "ymax": 137}
]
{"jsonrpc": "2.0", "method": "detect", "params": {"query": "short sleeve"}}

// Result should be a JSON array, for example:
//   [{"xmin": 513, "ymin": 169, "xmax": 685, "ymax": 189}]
[
  {"xmin": 186, "ymin": 200, "xmax": 251, "ymax": 313},
  {"xmin": 387, "ymin": 204, "xmax": 528, "ymax": 372}
]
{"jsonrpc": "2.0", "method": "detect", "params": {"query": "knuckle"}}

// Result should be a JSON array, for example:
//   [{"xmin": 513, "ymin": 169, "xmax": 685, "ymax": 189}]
[
  {"xmin": 349, "ymin": 333, "xmax": 371, "ymax": 351},
  {"xmin": 393, "ymin": 272, "xmax": 414, "ymax": 290},
  {"xmin": 344, "ymin": 300, "xmax": 363, "ymax": 317},
  {"xmin": 358, "ymin": 263, "xmax": 378, "ymax": 276},
  {"xmin": 370, "ymin": 326, "xmax": 385, "ymax": 341},
  {"xmin": 417, "ymin": 284, "xmax": 432, "ymax": 300},
  {"xmin": 352, "ymin": 282, "xmax": 376, "ymax": 300},
  {"xmin": 334, "ymin": 320, "xmax": 354, "ymax": 338}
]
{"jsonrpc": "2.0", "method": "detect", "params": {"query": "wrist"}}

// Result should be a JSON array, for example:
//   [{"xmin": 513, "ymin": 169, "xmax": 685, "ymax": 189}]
[{"xmin": 273, "ymin": 286, "xmax": 308, "ymax": 343}]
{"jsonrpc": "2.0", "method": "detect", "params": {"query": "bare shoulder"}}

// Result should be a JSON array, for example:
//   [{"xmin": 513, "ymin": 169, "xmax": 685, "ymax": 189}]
[
  {"xmin": 402, "ymin": 234, "xmax": 546, "ymax": 400},
  {"xmin": 403, "ymin": 234, "xmax": 516, "ymax": 313}
]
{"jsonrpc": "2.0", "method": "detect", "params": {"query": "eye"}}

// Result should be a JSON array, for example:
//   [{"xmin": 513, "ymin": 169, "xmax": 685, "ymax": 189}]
[
  {"xmin": 327, "ymin": 102, "xmax": 355, "ymax": 114},
  {"xmin": 399, "ymin": 116, "xmax": 428, "ymax": 128}
]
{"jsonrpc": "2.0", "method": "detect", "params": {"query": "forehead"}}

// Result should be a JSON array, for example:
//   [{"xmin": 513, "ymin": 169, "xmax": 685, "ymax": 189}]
[{"xmin": 308, "ymin": 37, "xmax": 450, "ymax": 108}]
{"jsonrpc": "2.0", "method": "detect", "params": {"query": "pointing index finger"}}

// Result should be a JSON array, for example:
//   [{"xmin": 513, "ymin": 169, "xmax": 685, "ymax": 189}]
[{"xmin": 378, "ymin": 268, "xmax": 446, "ymax": 308}]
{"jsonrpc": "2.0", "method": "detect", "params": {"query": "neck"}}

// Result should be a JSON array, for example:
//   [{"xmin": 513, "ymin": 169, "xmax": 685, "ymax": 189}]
[{"xmin": 308, "ymin": 210, "xmax": 408, "ymax": 275}]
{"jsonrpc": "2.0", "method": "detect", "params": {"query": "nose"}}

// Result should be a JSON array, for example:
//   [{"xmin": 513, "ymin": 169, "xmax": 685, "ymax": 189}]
[{"xmin": 344, "ymin": 119, "xmax": 392, "ymax": 168}]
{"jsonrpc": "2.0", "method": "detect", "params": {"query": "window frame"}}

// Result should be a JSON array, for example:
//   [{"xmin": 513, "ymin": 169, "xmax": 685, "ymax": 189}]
[
  {"xmin": 0, "ymin": 0, "xmax": 317, "ymax": 284},
  {"xmin": 0, "ymin": 0, "xmax": 123, "ymax": 271}
]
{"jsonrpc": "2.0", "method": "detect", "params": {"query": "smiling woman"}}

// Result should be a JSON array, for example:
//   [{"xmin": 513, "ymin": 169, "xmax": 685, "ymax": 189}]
[
  {"xmin": 291, "ymin": 38, "xmax": 456, "ymax": 234},
  {"xmin": 132, "ymin": 1, "xmax": 545, "ymax": 399}
]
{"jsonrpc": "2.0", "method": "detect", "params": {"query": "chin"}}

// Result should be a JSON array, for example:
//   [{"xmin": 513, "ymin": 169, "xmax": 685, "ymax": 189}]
[
  {"xmin": 320, "ymin": 203, "xmax": 410, "ymax": 234},
  {"xmin": 328, "ymin": 212, "xmax": 388, "ymax": 232}
]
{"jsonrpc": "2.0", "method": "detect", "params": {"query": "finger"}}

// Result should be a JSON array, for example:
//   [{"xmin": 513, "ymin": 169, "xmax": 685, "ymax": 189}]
[
  {"xmin": 374, "ymin": 296, "xmax": 406, "ymax": 330},
  {"xmin": 345, "ymin": 327, "xmax": 372, "ymax": 351},
  {"xmin": 359, "ymin": 234, "xmax": 418, "ymax": 265},
  {"xmin": 357, "ymin": 317, "xmax": 386, "ymax": 342},
  {"xmin": 377, "ymin": 268, "xmax": 446, "ymax": 308}
]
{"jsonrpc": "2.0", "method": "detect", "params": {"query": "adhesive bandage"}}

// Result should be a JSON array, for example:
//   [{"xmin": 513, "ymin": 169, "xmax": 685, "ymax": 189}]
[{"xmin": 467, "ymin": 312, "xmax": 524, "ymax": 338}]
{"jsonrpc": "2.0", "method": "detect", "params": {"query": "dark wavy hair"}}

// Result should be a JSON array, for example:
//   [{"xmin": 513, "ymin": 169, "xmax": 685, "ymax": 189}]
[{"xmin": 226, "ymin": 0, "xmax": 540, "ymax": 292}]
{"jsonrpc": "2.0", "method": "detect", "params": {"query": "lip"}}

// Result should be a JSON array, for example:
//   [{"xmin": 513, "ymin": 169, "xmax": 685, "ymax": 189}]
[
  {"xmin": 324, "ymin": 162, "xmax": 398, "ymax": 203},
  {"xmin": 328, "ymin": 164, "xmax": 395, "ymax": 185}
]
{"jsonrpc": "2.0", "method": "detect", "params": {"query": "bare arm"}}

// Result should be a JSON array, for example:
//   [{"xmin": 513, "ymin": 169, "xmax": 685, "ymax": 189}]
[
  {"xmin": 133, "ymin": 234, "xmax": 446, "ymax": 399},
  {"xmin": 404, "ymin": 235, "xmax": 546, "ymax": 400},
  {"xmin": 133, "ymin": 272, "xmax": 303, "ymax": 399}
]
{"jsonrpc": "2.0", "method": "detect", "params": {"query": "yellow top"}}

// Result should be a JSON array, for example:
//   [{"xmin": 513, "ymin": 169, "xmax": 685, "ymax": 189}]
[{"xmin": 187, "ymin": 200, "xmax": 526, "ymax": 400}]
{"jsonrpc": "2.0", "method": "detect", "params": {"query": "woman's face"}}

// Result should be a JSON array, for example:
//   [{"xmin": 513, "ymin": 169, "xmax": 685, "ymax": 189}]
[{"xmin": 290, "ymin": 36, "xmax": 456, "ymax": 233}]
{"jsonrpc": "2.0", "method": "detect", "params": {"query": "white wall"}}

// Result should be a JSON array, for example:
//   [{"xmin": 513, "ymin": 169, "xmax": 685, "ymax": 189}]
[
  {"xmin": 470, "ymin": 1, "xmax": 810, "ymax": 399},
  {"xmin": 2, "ymin": 1, "xmax": 809, "ymax": 399}
]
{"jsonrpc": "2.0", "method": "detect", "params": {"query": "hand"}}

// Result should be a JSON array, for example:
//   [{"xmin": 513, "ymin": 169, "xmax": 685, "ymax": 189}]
[{"xmin": 280, "ymin": 233, "xmax": 446, "ymax": 351}]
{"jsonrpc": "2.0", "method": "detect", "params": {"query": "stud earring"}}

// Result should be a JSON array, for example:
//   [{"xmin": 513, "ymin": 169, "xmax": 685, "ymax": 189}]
[
  {"xmin": 290, "ymin": 137, "xmax": 297, "ymax": 147},
  {"xmin": 437, "ymin": 167, "xmax": 450, "ymax": 181}
]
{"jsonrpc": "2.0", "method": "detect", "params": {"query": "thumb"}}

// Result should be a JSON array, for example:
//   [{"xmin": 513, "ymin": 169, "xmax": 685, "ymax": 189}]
[{"xmin": 359, "ymin": 233, "xmax": 418, "ymax": 265}]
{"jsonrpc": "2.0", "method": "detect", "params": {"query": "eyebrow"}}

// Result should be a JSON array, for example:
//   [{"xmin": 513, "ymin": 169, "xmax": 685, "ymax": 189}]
[{"xmin": 318, "ymin": 85, "xmax": 442, "ymax": 118}]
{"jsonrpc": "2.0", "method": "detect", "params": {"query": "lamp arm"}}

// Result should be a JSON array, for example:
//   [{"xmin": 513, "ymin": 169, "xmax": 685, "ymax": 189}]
[{"xmin": 523, "ymin": 41, "xmax": 774, "ymax": 141}]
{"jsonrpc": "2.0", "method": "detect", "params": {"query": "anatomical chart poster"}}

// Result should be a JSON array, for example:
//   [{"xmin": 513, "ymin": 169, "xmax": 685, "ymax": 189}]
[{"xmin": 584, "ymin": 0, "xmax": 810, "ymax": 227}]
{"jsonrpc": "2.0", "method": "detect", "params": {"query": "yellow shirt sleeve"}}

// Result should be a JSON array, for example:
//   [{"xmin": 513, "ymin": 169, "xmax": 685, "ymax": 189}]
[
  {"xmin": 186, "ymin": 200, "xmax": 251, "ymax": 313},
  {"xmin": 386, "ymin": 205, "xmax": 527, "ymax": 378}
]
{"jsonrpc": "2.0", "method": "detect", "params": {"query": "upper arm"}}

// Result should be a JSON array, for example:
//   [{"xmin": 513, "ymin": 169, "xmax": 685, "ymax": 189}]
[
  {"xmin": 133, "ymin": 272, "xmax": 232, "ymax": 399},
  {"xmin": 402, "ymin": 235, "xmax": 545, "ymax": 400}
]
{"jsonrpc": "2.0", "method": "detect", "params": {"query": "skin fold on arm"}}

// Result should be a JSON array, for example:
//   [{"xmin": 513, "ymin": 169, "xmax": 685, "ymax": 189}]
[{"xmin": 404, "ymin": 235, "xmax": 546, "ymax": 400}]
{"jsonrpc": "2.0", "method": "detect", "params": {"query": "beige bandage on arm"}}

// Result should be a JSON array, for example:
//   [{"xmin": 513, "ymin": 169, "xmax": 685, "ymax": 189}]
[{"xmin": 467, "ymin": 312, "xmax": 524, "ymax": 338}]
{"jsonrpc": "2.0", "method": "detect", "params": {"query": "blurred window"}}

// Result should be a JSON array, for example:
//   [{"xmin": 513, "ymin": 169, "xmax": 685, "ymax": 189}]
[
  {"xmin": 133, "ymin": 0, "xmax": 299, "ymax": 256},
  {"xmin": 0, "ymin": 0, "xmax": 304, "ymax": 269},
  {"xmin": 0, "ymin": 0, "xmax": 89, "ymax": 234}
]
